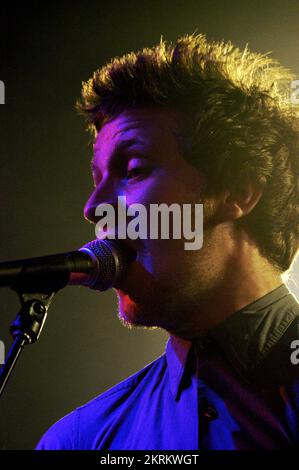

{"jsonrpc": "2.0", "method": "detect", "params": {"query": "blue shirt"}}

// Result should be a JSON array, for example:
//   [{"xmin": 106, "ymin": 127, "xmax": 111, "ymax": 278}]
[{"xmin": 36, "ymin": 284, "xmax": 299, "ymax": 450}]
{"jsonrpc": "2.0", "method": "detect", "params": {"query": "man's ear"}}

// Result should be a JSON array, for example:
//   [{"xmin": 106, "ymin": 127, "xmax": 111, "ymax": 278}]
[{"xmin": 213, "ymin": 180, "xmax": 264, "ymax": 223}]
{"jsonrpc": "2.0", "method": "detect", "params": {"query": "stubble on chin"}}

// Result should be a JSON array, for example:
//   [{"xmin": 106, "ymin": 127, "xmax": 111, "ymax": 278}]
[{"xmin": 116, "ymin": 289, "xmax": 166, "ymax": 330}]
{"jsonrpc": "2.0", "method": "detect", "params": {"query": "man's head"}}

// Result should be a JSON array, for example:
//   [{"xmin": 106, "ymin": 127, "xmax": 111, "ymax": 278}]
[{"xmin": 78, "ymin": 34, "xmax": 299, "ymax": 337}]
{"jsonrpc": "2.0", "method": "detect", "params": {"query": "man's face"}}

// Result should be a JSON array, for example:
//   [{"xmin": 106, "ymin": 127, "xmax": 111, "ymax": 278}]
[{"xmin": 84, "ymin": 107, "xmax": 219, "ymax": 335}]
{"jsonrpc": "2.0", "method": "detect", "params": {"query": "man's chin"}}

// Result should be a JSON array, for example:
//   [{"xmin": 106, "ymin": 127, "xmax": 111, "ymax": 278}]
[{"xmin": 116, "ymin": 290, "xmax": 157, "ymax": 328}]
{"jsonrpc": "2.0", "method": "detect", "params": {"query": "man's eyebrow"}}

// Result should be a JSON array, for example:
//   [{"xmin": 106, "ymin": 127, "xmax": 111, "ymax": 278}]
[
  {"xmin": 93, "ymin": 137, "xmax": 146, "ymax": 155},
  {"xmin": 92, "ymin": 138, "xmax": 147, "ymax": 172}
]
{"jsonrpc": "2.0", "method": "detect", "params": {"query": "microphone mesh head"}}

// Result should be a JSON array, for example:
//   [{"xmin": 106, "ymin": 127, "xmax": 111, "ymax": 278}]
[{"xmin": 80, "ymin": 239, "xmax": 135, "ymax": 291}]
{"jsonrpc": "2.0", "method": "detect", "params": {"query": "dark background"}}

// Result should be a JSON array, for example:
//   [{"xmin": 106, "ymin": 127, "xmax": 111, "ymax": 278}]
[{"xmin": 0, "ymin": 0, "xmax": 298, "ymax": 449}]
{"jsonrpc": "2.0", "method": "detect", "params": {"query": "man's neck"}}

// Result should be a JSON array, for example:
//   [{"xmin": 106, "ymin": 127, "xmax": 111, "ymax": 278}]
[{"xmin": 168, "ymin": 257, "xmax": 283, "ymax": 341}]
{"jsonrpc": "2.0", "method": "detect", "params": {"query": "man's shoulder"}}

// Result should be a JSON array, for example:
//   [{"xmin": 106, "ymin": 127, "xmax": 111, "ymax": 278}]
[{"xmin": 36, "ymin": 352, "xmax": 167, "ymax": 450}]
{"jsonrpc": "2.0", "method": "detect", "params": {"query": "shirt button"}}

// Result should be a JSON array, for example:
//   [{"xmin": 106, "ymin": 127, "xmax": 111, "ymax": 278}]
[{"xmin": 202, "ymin": 404, "xmax": 219, "ymax": 421}]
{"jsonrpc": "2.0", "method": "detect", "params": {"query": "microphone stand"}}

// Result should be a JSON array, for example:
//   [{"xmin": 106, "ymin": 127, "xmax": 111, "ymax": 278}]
[{"xmin": 0, "ymin": 289, "xmax": 57, "ymax": 398}]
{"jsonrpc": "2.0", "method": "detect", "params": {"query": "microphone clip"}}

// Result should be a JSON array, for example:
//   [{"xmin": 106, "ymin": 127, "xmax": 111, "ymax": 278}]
[{"xmin": 0, "ymin": 287, "xmax": 57, "ymax": 399}]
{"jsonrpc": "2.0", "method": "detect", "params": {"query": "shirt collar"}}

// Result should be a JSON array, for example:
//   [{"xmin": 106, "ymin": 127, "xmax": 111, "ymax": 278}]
[
  {"xmin": 166, "ymin": 283, "xmax": 298, "ymax": 399},
  {"xmin": 166, "ymin": 334, "xmax": 192, "ymax": 399}
]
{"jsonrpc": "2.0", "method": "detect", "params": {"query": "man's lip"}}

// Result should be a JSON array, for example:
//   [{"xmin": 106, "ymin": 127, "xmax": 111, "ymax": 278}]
[
  {"xmin": 114, "ymin": 245, "xmax": 137, "ymax": 291},
  {"xmin": 114, "ymin": 237, "xmax": 140, "ymax": 259},
  {"xmin": 110, "ymin": 238, "xmax": 138, "ymax": 268},
  {"xmin": 124, "ymin": 242, "xmax": 138, "ymax": 264}
]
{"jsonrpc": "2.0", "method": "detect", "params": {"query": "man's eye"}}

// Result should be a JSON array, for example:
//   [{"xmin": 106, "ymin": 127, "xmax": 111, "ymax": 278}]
[{"xmin": 126, "ymin": 167, "xmax": 145, "ymax": 180}]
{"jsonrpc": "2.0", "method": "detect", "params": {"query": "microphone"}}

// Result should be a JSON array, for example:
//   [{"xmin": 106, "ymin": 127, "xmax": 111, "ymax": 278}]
[{"xmin": 0, "ymin": 240, "xmax": 136, "ymax": 293}]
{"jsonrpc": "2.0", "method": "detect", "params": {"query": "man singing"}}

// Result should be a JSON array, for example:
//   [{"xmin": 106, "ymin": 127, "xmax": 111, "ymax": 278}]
[{"xmin": 36, "ymin": 33, "xmax": 299, "ymax": 449}]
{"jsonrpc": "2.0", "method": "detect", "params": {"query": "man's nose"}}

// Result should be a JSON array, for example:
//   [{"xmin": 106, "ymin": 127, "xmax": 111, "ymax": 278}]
[{"xmin": 84, "ymin": 179, "xmax": 118, "ymax": 224}]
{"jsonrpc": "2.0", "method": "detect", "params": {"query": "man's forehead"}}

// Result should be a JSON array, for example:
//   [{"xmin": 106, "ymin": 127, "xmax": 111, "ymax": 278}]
[
  {"xmin": 93, "ymin": 116, "xmax": 147, "ymax": 152},
  {"xmin": 93, "ymin": 108, "xmax": 179, "ymax": 152}
]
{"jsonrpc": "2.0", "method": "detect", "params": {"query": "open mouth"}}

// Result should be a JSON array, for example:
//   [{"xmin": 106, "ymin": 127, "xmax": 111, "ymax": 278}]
[{"xmin": 107, "ymin": 238, "xmax": 138, "ymax": 290}]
